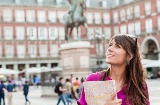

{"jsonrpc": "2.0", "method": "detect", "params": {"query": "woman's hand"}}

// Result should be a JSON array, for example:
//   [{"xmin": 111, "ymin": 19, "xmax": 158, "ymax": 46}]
[{"xmin": 104, "ymin": 93, "xmax": 122, "ymax": 105}]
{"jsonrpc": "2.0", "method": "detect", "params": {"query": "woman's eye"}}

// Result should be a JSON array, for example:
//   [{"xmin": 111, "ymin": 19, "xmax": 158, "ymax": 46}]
[{"xmin": 115, "ymin": 44, "xmax": 121, "ymax": 48}]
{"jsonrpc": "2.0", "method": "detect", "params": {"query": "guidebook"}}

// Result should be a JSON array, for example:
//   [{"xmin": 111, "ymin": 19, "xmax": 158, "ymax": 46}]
[{"xmin": 83, "ymin": 80, "xmax": 116, "ymax": 105}]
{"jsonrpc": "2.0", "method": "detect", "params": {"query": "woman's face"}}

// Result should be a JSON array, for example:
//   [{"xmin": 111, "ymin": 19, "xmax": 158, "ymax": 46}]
[{"xmin": 106, "ymin": 39, "xmax": 127, "ymax": 65}]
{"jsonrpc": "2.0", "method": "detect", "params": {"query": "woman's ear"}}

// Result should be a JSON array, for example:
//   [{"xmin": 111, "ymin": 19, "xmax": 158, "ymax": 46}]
[{"xmin": 127, "ymin": 53, "xmax": 134, "ymax": 61}]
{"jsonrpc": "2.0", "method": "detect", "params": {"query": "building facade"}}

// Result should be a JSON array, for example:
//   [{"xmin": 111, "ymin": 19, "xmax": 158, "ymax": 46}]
[{"xmin": 0, "ymin": 0, "xmax": 160, "ymax": 76}]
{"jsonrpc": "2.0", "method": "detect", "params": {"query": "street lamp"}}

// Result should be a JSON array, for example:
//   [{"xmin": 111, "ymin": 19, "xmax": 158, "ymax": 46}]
[{"xmin": 90, "ymin": 29, "xmax": 105, "ymax": 72}]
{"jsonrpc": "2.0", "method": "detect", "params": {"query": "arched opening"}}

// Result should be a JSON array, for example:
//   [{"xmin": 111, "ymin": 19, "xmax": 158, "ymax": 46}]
[{"xmin": 145, "ymin": 40, "xmax": 158, "ymax": 60}]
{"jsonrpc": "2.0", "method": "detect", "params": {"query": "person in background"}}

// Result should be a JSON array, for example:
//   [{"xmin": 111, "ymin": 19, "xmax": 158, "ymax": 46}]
[
  {"xmin": 64, "ymin": 79, "xmax": 72, "ymax": 105},
  {"xmin": 6, "ymin": 81, "xmax": 13, "ymax": 105},
  {"xmin": 78, "ymin": 78, "xmax": 84, "ymax": 98},
  {"xmin": 56, "ymin": 77, "xmax": 67, "ymax": 105},
  {"xmin": 73, "ymin": 77, "xmax": 80, "ymax": 99},
  {"xmin": 23, "ymin": 81, "xmax": 30, "ymax": 105},
  {"xmin": 77, "ymin": 34, "xmax": 150, "ymax": 105},
  {"xmin": 0, "ymin": 81, "xmax": 6, "ymax": 105},
  {"xmin": 35, "ymin": 77, "xmax": 40, "ymax": 88}
]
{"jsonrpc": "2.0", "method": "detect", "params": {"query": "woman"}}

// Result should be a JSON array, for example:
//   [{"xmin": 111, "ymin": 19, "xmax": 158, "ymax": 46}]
[{"xmin": 77, "ymin": 34, "xmax": 150, "ymax": 105}]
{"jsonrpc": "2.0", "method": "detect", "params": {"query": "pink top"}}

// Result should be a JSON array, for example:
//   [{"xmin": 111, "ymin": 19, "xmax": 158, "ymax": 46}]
[{"xmin": 77, "ymin": 72, "xmax": 150, "ymax": 105}]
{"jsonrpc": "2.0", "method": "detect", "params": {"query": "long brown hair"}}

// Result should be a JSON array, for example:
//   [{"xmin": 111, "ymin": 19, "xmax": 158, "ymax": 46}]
[{"xmin": 101, "ymin": 34, "xmax": 149, "ymax": 105}]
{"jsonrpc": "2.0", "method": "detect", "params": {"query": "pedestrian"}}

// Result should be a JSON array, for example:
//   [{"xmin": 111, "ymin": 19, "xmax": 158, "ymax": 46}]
[
  {"xmin": 56, "ymin": 77, "xmax": 67, "ymax": 105},
  {"xmin": 6, "ymin": 80, "xmax": 13, "ymax": 105},
  {"xmin": 78, "ymin": 78, "xmax": 84, "ymax": 98},
  {"xmin": 72, "ymin": 77, "xmax": 80, "ymax": 99},
  {"xmin": 23, "ymin": 81, "xmax": 30, "ymax": 105},
  {"xmin": 77, "ymin": 34, "xmax": 150, "ymax": 105},
  {"xmin": 64, "ymin": 79, "xmax": 72, "ymax": 105},
  {"xmin": 0, "ymin": 81, "xmax": 6, "ymax": 105}
]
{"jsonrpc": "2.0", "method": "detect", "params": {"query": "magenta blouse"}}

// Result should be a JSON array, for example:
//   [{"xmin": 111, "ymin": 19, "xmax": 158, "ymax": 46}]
[{"xmin": 77, "ymin": 72, "xmax": 150, "ymax": 105}]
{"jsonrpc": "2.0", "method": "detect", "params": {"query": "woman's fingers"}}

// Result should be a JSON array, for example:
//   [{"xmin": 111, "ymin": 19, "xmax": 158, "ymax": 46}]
[{"xmin": 108, "ymin": 93, "xmax": 116, "ymax": 101}]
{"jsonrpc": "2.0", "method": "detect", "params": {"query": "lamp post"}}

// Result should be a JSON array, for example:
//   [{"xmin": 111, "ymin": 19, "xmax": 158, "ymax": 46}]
[{"xmin": 90, "ymin": 29, "xmax": 105, "ymax": 72}]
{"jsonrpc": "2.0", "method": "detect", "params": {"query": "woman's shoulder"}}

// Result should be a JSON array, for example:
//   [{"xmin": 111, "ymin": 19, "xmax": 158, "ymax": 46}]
[{"xmin": 85, "ymin": 72, "xmax": 102, "ymax": 81}]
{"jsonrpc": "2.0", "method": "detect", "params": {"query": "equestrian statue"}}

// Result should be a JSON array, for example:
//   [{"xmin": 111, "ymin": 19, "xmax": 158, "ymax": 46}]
[{"xmin": 63, "ymin": 0, "xmax": 88, "ymax": 41}]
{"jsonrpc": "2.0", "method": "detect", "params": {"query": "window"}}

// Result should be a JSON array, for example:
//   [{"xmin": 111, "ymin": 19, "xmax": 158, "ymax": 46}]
[
  {"xmin": 96, "ymin": 44, "xmax": 103, "ymax": 55},
  {"xmin": 80, "ymin": 56, "xmax": 89, "ymax": 68},
  {"xmin": 87, "ymin": 28, "xmax": 94, "ymax": 39},
  {"xmin": 16, "ymin": 27, "xmax": 24, "ymax": 40},
  {"xmin": 104, "ymin": 27, "xmax": 111, "ymax": 39},
  {"xmin": 134, "ymin": 5, "xmax": 140, "ymax": 18},
  {"xmin": 114, "ymin": 26, "xmax": 119, "ymax": 35},
  {"xmin": 17, "ymin": 45, "xmax": 25, "ymax": 58},
  {"xmin": 58, "ymin": 27, "xmax": 65, "ymax": 40},
  {"xmin": 157, "ymin": 0, "xmax": 160, "ymax": 12},
  {"xmin": 56, "ymin": 0, "xmax": 62, "ymax": 4},
  {"xmin": 145, "ymin": 19, "xmax": 152, "ymax": 33},
  {"xmin": 27, "ymin": 27, "xmax": 37, "ymax": 40},
  {"xmin": 120, "ymin": 25, "xmax": 127, "ymax": 34},
  {"xmin": 38, "ymin": 10, "xmax": 46, "ymax": 23},
  {"xmin": 5, "ymin": 45, "xmax": 14, "ymax": 58},
  {"xmin": 135, "ymin": 21, "xmax": 141, "ymax": 35},
  {"xmin": 86, "ymin": 12, "xmax": 93, "ymax": 24},
  {"xmin": 37, "ymin": 0, "xmax": 43, "ymax": 4},
  {"xmin": 3, "ymin": 9, "xmax": 12, "ymax": 22},
  {"xmin": 29, "ymin": 45, "xmax": 37, "ymax": 58},
  {"xmin": 39, "ymin": 45, "xmax": 47, "ymax": 57},
  {"xmin": 38, "ymin": 27, "xmax": 47, "ymax": 40},
  {"xmin": 120, "ymin": 9, "xmax": 125, "ymax": 21},
  {"xmin": 103, "ymin": 13, "xmax": 110, "ymax": 24},
  {"xmin": 26, "ymin": 10, "xmax": 35, "ymax": 22},
  {"xmin": 94, "ymin": 13, "xmax": 101, "ymax": 24},
  {"xmin": 0, "ymin": 45, "xmax": 2, "ymax": 58},
  {"xmin": 113, "ymin": 11, "xmax": 118, "ymax": 23},
  {"xmin": 48, "ymin": 11, "xmax": 56, "ymax": 23},
  {"xmin": 145, "ymin": 2, "xmax": 151, "ymax": 15},
  {"xmin": 158, "ymin": 16, "xmax": 160, "ymax": 29},
  {"xmin": 128, "ymin": 23, "xmax": 134, "ymax": 34},
  {"xmin": 86, "ymin": 0, "xmax": 90, "ymax": 7},
  {"xmin": 4, "ymin": 27, "xmax": 13, "ymax": 40},
  {"xmin": 49, "ymin": 28, "xmax": 58, "ymax": 40},
  {"xmin": 15, "ymin": 10, "xmax": 25, "ymax": 22},
  {"xmin": 127, "ymin": 7, "xmax": 133, "ymax": 20},
  {"xmin": 58, "ymin": 11, "xmax": 65, "ymax": 23},
  {"xmin": 100, "ymin": 1, "xmax": 107, "ymax": 8},
  {"xmin": 50, "ymin": 45, "xmax": 59, "ymax": 57}
]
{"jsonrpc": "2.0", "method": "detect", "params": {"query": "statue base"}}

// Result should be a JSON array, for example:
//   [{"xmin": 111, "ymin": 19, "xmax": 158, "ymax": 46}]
[{"xmin": 60, "ymin": 41, "xmax": 92, "ymax": 80}]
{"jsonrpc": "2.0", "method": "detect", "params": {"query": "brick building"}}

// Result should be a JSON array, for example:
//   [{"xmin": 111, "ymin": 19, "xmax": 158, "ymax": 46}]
[{"xmin": 0, "ymin": 0, "xmax": 159, "ymax": 76}]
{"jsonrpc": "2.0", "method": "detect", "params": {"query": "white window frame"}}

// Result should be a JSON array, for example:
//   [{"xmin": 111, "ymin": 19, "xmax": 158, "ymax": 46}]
[
  {"xmin": 145, "ymin": 2, "xmax": 151, "ymax": 16},
  {"xmin": 4, "ymin": 27, "xmax": 13, "ymax": 40},
  {"xmin": 16, "ymin": 27, "xmax": 24, "ymax": 40},
  {"xmin": 134, "ymin": 5, "xmax": 140, "ymax": 18},
  {"xmin": 27, "ymin": 27, "xmax": 37, "ymax": 40},
  {"xmin": 38, "ymin": 10, "xmax": 46, "ymax": 23},
  {"xmin": 29, "ymin": 45, "xmax": 37, "ymax": 58},
  {"xmin": 17, "ymin": 45, "xmax": 25, "ymax": 58},
  {"xmin": 26, "ymin": 10, "xmax": 35, "ymax": 22},
  {"xmin": 96, "ymin": 43, "xmax": 103, "ymax": 55},
  {"xmin": 104, "ymin": 27, "xmax": 111, "ymax": 39},
  {"xmin": 127, "ymin": 7, "xmax": 133, "ymax": 20},
  {"xmin": 49, "ymin": 27, "xmax": 58, "ymax": 40},
  {"xmin": 38, "ymin": 27, "xmax": 48, "ymax": 40},
  {"xmin": 120, "ymin": 9, "xmax": 126, "ymax": 22},
  {"xmin": 94, "ymin": 13, "xmax": 101, "ymax": 24},
  {"xmin": 0, "ymin": 45, "xmax": 2, "ymax": 58},
  {"xmin": 157, "ymin": 0, "xmax": 160, "ymax": 12},
  {"xmin": 135, "ymin": 21, "xmax": 141, "ymax": 35},
  {"xmin": 3, "ymin": 9, "xmax": 12, "ymax": 22},
  {"xmin": 120, "ymin": 25, "xmax": 127, "ymax": 34},
  {"xmin": 15, "ymin": 10, "xmax": 25, "ymax": 22},
  {"xmin": 87, "ymin": 28, "xmax": 94, "ymax": 40},
  {"xmin": 58, "ymin": 27, "xmax": 65, "ymax": 40},
  {"xmin": 113, "ymin": 11, "xmax": 118, "ymax": 23},
  {"xmin": 39, "ymin": 45, "xmax": 47, "ymax": 57},
  {"xmin": 158, "ymin": 16, "xmax": 160, "ymax": 29},
  {"xmin": 50, "ymin": 45, "xmax": 59, "ymax": 57},
  {"xmin": 5, "ymin": 45, "xmax": 14, "ymax": 58},
  {"xmin": 145, "ymin": 19, "xmax": 152, "ymax": 33},
  {"xmin": 86, "ymin": 12, "xmax": 93, "ymax": 24},
  {"xmin": 114, "ymin": 26, "xmax": 119, "ymax": 35},
  {"xmin": 103, "ymin": 13, "xmax": 110, "ymax": 24},
  {"xmin": 48, "ymin": 11, "xmax": 57, "ymax": 23},
  {"xmin": 86, "ymin": 0, "xmax": 90, "ymax": 8},
  {"xmin": 58, "ymin": 11, "xmax": 65, "ymax": 23},
  {"xmin": 128, "ymin": 23, "xmax": 135, "ymax": 34}
]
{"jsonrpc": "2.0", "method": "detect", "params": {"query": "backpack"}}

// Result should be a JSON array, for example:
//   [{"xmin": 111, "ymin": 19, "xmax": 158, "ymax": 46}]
[
  {"xmin": 54, "ymin": 83, "xmax": 60, "ymax": 93},
  {"xmin": 76, "ymin": 88, "xmax": 80, "ymax": 93}
]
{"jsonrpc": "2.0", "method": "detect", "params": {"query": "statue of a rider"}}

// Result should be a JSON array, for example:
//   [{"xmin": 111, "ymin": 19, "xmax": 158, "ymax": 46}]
[{"xmin": 67, "ymin": 0, "xmax": 78, "ymax": 23}]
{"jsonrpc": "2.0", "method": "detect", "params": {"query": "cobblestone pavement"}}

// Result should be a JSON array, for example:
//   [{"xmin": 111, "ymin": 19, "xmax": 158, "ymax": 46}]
[{"xmin": 2, "ymin": 79, "xmax": 160, "ymax": 105}]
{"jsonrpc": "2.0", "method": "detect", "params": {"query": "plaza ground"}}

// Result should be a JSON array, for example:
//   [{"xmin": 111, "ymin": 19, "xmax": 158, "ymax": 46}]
[{"xmin": 2, "ymin": 79, "xmax": 160, "ymax": 105}]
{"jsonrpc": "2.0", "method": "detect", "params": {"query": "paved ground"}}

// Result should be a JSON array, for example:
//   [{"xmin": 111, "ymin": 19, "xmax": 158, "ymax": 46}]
[{"xmin": 2, "ymin": 79, "xmax": 160, "ymax": 105}]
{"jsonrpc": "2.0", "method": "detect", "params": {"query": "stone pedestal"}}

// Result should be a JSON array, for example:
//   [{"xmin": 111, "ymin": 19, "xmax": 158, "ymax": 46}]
[{"xmin": 60, "ymin": 41, "xmax": 92, "ymax": 79}]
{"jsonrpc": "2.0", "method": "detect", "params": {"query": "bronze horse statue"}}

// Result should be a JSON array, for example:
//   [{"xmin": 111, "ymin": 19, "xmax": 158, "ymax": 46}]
[{"xmin": 63, "ymin": 0, "xmax": 88, "ymax": 41}]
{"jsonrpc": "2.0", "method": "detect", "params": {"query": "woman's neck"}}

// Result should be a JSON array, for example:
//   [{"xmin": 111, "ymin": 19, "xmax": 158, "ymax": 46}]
[{"xmin": 110, "ymin": 65, "xmax": 126, "ymax": 83}]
